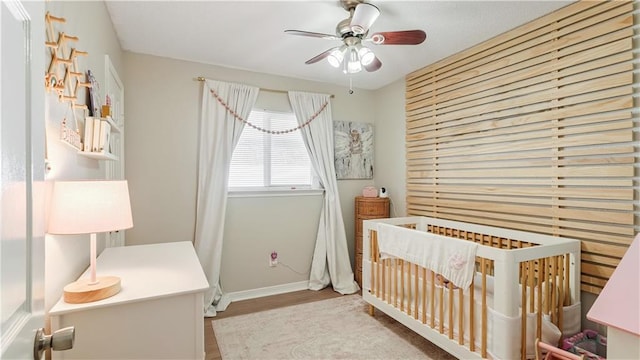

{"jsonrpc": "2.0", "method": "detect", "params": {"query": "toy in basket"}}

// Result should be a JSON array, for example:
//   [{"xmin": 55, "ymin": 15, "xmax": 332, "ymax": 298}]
[{"xmin": 562, "ymin": 330, "xmax": 606, "ymax": 360}]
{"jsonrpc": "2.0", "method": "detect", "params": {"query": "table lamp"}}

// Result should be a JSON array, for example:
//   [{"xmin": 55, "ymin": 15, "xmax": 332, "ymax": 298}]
[{"xmin": 48, "ymin": 180, "xmax": 133, "ymax": 304}]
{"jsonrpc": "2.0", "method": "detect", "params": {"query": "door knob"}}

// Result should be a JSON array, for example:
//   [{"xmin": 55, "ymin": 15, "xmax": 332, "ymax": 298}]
[{"xmin": 33, "ymin": 326, "xmax": 75, "ymax": 360}]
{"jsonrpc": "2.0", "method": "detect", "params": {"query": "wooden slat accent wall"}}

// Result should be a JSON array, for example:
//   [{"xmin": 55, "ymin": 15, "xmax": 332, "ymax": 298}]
[{"xmin": 405, "ymin": 0, "xmax": 638, "ymax": 294}]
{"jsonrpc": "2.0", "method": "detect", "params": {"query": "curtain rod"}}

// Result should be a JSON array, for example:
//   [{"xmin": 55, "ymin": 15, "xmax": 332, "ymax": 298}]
[{"xmin": 196, "ymin": 77, "xmax": 334, "ymax": 98}]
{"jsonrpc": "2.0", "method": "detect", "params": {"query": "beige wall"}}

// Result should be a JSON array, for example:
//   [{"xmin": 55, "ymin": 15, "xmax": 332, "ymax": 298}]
[
  {"xmin": 43, "ymin": 0, "xmax": 123, "ymax": 313},
  {"xmin": 222, "ymin": 195, "xmax": 323, "ymax": 292},
  {"xmin": 372, "ymin": 79, "xmax": 407, "ymax": 217},
  {"xmin": 123, "ymin": 53, "xmax": 378, "ymax": 292}
]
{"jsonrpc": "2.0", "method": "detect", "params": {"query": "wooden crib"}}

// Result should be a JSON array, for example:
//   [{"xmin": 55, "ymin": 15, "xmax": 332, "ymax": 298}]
[{"xmin": 362, "ymin": 217, "xmax": 581, "ymax": 360}]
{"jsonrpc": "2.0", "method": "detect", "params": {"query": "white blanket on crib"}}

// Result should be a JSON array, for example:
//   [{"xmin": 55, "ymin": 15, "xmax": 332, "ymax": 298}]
[{"xmin": 377, "ymin": 223, "xmax": 478, "ymax": 289}]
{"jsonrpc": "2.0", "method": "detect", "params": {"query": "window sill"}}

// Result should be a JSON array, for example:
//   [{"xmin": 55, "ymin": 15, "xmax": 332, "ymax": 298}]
[{"xmin": 228, "ymin": 188, "xmax": 324, "ymax": 198}]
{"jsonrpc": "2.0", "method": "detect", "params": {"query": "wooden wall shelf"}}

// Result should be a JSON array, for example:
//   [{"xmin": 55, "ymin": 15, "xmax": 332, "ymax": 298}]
[
  {"xmin": 77, "ymin": 151, "xmax": 118, "ymax": 161},
  {"xmin": 78, "ymin": 116, "xmax": 121, "ymax": 161}
]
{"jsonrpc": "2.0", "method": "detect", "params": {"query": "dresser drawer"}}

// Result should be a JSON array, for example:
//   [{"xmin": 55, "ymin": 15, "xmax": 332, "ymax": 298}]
[{"xmin": 357, "ymin": 201, "xmax": 388, "ymax": 216}]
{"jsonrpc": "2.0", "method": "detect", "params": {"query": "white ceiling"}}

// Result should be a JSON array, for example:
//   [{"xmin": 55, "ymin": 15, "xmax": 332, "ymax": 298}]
[{"xmin": 105, "ymin": 0, "xmax": 574, "ymax": 90}]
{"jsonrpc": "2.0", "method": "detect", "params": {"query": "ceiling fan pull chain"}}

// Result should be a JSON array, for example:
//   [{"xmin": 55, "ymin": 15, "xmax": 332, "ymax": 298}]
[{"xmin": 349, "ymin": 76, "xmax": 354, "ymax": 95}]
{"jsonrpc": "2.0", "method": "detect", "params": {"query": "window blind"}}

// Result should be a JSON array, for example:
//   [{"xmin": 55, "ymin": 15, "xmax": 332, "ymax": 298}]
[
  {"xmin": 405, "ymin": 0, "xmax": 638, "ymax": 294},
  {"xmin": 269, "ymin": 112, "xmax": 312, "ymax": 186},
  {"xmin": 229, "ymin": 110, "xmax": 312, "ymax": 188},
  {"xmin": 229, "ymin": 112, "xmax": 265, "ymax": 187}
]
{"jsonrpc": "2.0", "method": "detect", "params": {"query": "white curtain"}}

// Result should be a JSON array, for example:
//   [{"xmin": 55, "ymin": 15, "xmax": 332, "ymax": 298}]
[
  {"xmin": 195, "ymin": 79, "xmax": 259, "ymax": 316},
  {"xmin": 288, "ymin": 91, "xmax": 359, "ymax": 294}
]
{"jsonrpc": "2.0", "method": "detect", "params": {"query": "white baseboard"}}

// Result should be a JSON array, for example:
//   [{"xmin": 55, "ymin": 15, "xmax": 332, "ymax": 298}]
[{"xmin": 227, "ymin": 281, "xmax": 310, "ymax": 302}]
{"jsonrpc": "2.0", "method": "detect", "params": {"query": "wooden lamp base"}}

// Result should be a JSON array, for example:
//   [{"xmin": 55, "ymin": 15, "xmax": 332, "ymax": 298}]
[{"xmin": 63, "ymin": 276, "xmax": 121, "ymax": 304}]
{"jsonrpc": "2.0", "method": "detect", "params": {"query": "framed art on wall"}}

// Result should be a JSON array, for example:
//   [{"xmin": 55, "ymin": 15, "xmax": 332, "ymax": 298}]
[{"xmin": 334, "ymin": 121, "xmax": 373, "ymax": 179}]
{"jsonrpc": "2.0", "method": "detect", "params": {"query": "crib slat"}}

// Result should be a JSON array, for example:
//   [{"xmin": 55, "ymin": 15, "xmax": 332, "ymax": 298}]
[
  {"xmin": 378, "ymin": 238, "xmax": 382, "ymax": 299},
  {"xmin": 380, "ymin": 257, "xmax": 385, "ymax": 299},
  {"xmin": 551, "ymin": 255, "xmax": 558, "ymax": 324},
  {"xmin": 544, "ymin": 257, "xmax": 551, "ymax": 315},
  {"xmin": 430, "ymin": 270, "xmax": 436, "ymax": 329},
  {"xmin": 377, "ymin": 252, "xmax": 382, "ymax": 299},
  {"xmin": 372, "ymin": 231, "xmax": 376, "ymax": 295},
  {"xmin": 537, "ymin": 258, "xmax": 544, "ymax": 342},
  {"xmin": 414, "ymin": 264, "xmax": 419, "ymax": 319},
  {"xmin": 388, "ymin": 259, "xmax": 392, "ymax": 305},
  {"xmin": 388, "ymin": 259, "xmax": 392, "ymax": 304},
  {"xmin": 374, "ymin": 256, "xmax": 378, "ymax": 298},
  {"xmin": 370, "ymin": 231, "xmax": 375, "ymax": 297},
  {"xmin": 458, "ymin": 286, "xmax": 464, "ymax": 345},
  {"xmin": 521, "ymin": 262, "xmax": 528, "ymax": 360},
  {"xmin": 422, "ymin": 267, "xmax": 427, "ymax": 324},
  {"xmin": 383, "ymin": 259, "xmax": 387, "ymax": 303},
  {"xmin": 558, "ymin": 255, "xmax": 566, "ymax": 338},
  {"xmin": 530, "ymin": 259, "xmax": 536, "ymax": 349},
  {"xmin": 382, "ymin": 259, "xmax": 387, "ymax": 303},
  {"xmin": 529, "ymin": 260, "xmax": 535, "ymax": 312},
  {"xmin": 470, "ymin": 274, "xmax": 475, "ymax": 352},
  {"xmin": 481, "ymin": 258, "xmax": 487, "ymax": 359},
  {"xmin": 407, "ymin": 262, "xmax": 412, "ymax": 316},
  {"xmin": 564, "ymin": 254, "xmax": 570, "ymax": 306},
  {"xmin": 400, "ymin": 260, "xmax": 405, "ymax": 313},
  {"xmin": 448, "ymin": 282, "xmax": 454, "ymax": 339},
  {"xmin": 439, "ymin": 282, "xmax": 444, "ymax": 334},
  {"xmin": 394, "ymin": 259, "xmax": 398, "ymax": 308}
]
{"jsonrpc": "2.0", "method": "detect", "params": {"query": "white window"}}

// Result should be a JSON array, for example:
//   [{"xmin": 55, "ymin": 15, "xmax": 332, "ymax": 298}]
[{"xmin": 228, "ymin": 109, "xmax": 315, "ymax": 190}]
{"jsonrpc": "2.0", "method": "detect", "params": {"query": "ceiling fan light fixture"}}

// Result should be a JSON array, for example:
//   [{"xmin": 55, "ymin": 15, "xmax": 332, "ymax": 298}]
[
  {"xmin": 345, "ymin": 59, "xmax": 362, "ymax": 74},
  {"xmin": 327, "ymin": 46, "xmax": 346, "ymax": 68},
  {"xmin": 348, "ymin": 60, "xmax": 362, "ymax": 73},
  {"xmin": 358, "ymin": 46, "xmax": 375, "ymax": 66},
  {"xmin": 344, "ymin": 47, "xmax": 362, "ymax": 74},
  {"xmin": 350, "ymin": 3, "xmax": 380, "ymax": 35}
]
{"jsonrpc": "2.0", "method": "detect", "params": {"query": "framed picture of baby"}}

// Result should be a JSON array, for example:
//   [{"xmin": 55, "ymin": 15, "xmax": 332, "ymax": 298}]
[{"xmin": 334, "ymin": 121, "xmax": 374, "ymax": 180}]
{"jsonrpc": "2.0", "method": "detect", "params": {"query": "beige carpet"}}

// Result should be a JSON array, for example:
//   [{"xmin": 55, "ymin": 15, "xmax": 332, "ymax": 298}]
[{"xmin": 212, "ymin": 294, "xmax": 456, "ymax": 360}]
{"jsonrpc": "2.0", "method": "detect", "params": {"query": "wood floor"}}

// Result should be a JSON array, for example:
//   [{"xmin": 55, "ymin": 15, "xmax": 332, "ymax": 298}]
[{"xmin": 204, "ymin": 288, "xmax": 341, "ymax": 360}]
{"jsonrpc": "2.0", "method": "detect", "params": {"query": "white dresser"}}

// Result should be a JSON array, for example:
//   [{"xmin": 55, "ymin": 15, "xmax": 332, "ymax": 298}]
[{"xmin": 49, "ymin": 241, "xmax": 210, "ymax": 359}]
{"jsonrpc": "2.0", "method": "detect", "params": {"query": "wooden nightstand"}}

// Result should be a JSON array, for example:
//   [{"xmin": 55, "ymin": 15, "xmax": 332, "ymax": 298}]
[{"xmin": 355, "ymin": 196, "xmax": 390, "ymax": 287}]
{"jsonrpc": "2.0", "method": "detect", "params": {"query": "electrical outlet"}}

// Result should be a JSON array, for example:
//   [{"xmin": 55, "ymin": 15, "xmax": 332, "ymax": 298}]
[{"xmin": 269, "ymin": 251, "xmax": 278, "ymax": 267}]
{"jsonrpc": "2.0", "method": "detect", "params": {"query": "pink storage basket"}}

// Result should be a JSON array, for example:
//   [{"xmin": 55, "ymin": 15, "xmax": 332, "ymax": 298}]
[{"xmin": 562, "ymin": 329, "xmax": 607, "ymax": 360}]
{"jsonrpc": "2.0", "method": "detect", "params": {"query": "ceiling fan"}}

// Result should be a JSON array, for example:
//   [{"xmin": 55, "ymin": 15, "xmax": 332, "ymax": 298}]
[{"xmin": 285, "ymin": 0, "xmax": 426, "ymax": 74}]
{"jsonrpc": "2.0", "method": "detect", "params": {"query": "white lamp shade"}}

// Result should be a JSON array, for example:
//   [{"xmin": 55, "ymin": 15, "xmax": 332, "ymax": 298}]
[
  {"xmin": 344, "ymin": 47, "xmax": 362, "ymax": 74},
  {"xmin": 350, "ymin": 3, "xmax": 380, "ymax": 35},
  {"xmin": 347, "ymin": 59, "xmax": 362, "ymax": 73},
  {"xmin": 358, "ymin": 46, "xmax": 375, "ymax": 66},
  {"xmin": 327, "ymin": 48, "xmax": 345, "ymax": 68},
  {"xmin": 48, "ymin": 180, "xmax": 133, "ymax": 235}
]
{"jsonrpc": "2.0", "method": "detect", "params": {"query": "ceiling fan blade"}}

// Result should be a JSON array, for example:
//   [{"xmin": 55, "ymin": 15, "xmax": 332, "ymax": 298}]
[
  {"xmin": 350, "ymin": 3, "xmax": 380, "ymax": 35},
  {"xmin": 284, "ymin": 30, "xmax": 339, "ymax": 40},
  {"xmin": 363, "ymin": 56, "xmax": 382, "ymax": 72},
  {"xmin": 305, "ymin": 47, "xmax": 339, "ymax": 64},
  {"xmin": 370, "ymin": 30, "xmax": 427, "ymax": 45}
]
